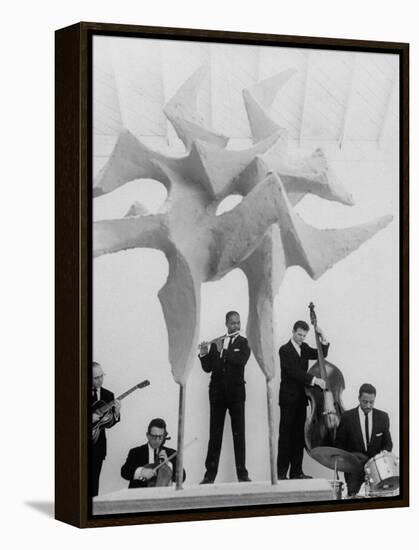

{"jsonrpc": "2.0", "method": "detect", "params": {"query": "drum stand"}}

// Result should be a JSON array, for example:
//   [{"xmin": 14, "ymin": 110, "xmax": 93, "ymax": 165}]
[
  {"xmin": 330, "ymin": 458, "xmax": 343, "ymax": 500},
  {"xmin": 310, "ymin": 447, "xmax": 361, "ymax": 501}
]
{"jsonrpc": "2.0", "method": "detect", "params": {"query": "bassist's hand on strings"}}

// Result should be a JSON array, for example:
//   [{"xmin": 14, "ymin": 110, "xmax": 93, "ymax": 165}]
[
  {"xmin": 316, "ymin": 326, "xmax": 328, "ymax": 345},
  {"xmin": 92, "ymin": 413, "xmax": 101, "ymax": 423},
  {"xmin": 198, "ymin": 341, "xmax": 210, "ymax": 356}
]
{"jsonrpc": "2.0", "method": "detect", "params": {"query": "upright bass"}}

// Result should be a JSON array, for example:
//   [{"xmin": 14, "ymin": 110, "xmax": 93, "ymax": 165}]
[
  {"xmin": 143, "ymin": 434, "xmax": 175, "ymax": 487},
  {"xmin": 304, "ymin": 302, "xmax": 345, "ymax": 450},
  {"xmin": 142, "ymin": 437, "xmax": 197, "ymax": 487}
]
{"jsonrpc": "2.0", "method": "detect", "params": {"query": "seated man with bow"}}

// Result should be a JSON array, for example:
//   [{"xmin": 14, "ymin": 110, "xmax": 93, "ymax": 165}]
[{"xmin": 121, "ymin": 418, "xmax": 185, "ymax": 488}]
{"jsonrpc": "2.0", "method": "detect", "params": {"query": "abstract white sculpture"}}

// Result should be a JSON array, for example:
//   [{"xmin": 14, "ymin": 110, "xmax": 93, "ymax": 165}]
[{"xmin": 93, "ymin": 66, "xmax": 392, "ymax": 486}]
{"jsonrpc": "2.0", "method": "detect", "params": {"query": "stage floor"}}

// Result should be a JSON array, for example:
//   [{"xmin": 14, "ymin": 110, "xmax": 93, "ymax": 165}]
[{"xmin": 93, "ymin": 478, "xmax": 335, "ymax": 515}]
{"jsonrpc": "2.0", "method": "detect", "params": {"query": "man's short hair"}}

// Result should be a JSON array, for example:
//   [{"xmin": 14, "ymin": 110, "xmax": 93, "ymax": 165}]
[
  {"xmin": 92, "ymin": 361, "xmax": 101, "ymax": 369},
  {"xmin": 147, "ymin": 418, "xmax": 167, "ymax": 434},
  {"xmin": 359, "ymin": 383, "xmax": 377, "ymax": 396},
  {"xmin": 293, "ymin": 320, "xmax": 310, "ymax": 332},
  {"xmin": 226, "ymin": 310, "xmax": 240, "ymax": 322}
]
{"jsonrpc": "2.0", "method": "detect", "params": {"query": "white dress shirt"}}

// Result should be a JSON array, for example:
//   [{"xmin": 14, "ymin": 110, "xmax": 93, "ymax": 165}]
[
  {"xmin": 290, "ymin": 336, "xmax": 328, "ymax": 387},
  {"xmin": 291, "ymin": 339, "xmax": 301, "ymax": 356},
  {"xmin": 291, "ymin": 338, "xmax": 317, "ymax": 385},
  {"xmin": 358, "ymin": 406, "xmax": 373, "ymax": 452}
]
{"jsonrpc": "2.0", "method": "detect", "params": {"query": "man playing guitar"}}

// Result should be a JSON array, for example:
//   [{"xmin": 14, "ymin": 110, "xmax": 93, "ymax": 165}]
[{"xmin": 91, "ymin": 361, "xmax": 121, "ymax": 497}]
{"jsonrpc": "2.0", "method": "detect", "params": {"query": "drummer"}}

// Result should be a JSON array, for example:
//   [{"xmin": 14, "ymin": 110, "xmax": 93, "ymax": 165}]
[{"xmin": 334, "ymin": 383, "xmax": 393, "ymax": 497}]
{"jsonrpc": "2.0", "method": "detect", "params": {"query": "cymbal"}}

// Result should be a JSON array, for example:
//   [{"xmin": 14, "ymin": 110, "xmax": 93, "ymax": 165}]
[{"xmin": 310, "ymin": 446, "xmax": 365, "ymax": 473}]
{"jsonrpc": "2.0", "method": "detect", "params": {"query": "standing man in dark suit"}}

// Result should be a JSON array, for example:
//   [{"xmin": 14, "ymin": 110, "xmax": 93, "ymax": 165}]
[
  {"xmin": 91, "ymin": 361, "xmax": 120, "ymax": 497},
  {"xmin": 121, "ymin": 418, "xmax": 184, "ymax": 488},
  {"xmin": 199, "ymin": 311, "xmax": 251, "ymax": 484},
  {"xmin": 277, "ymin": 320, "xmax": 328, "ymax": 479},
  {"xmin": 334, "ymin": 383, "xmax": 393, "ymax": 496}
]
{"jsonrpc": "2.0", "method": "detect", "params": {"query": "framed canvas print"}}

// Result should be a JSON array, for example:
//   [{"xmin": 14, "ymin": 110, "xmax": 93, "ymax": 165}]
[{"xmin": 55, "ymin": 21, "xmax": 409, "ymax": 528}]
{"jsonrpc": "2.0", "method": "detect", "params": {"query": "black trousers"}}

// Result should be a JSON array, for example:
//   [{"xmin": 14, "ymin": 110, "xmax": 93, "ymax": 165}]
[
  {"xmin": 204, "ymin": 399, "xmax": 248, "ymax": 480},
  {"xmin": 91, "ymin": 449, "xmax": 104, "ymax": 497},
  {"xmin": 277, "ymin": 398, "xmax": 307, "ymax": 477},
  {"xmin": 344, "ymin": 455, "xmax": 368, "ymax": 496}
]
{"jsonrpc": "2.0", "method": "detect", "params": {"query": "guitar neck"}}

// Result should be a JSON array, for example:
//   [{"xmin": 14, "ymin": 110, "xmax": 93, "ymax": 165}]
[
  {"xmin": 97, "ymin": 381, "xmax": 149, "ymax": 414},
  {"xmin": 116, "ymin": 385, "xmax": 142, "ymax": 401}
]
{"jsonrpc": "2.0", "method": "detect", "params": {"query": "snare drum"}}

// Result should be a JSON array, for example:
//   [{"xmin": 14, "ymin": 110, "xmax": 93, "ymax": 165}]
[{"xmin": 364, "ymin": 452, "xmax": 399, "ymax": 492}]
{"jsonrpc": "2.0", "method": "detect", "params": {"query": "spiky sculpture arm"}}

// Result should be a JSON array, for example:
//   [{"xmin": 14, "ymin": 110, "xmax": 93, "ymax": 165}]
[
  {"xmin": 94, "ymin": 209, "xmax": 200, "ymax": 385},
  {"xmin": 158, "ymin": 248, "xmax": 200, "ymax": 384},
  {"xmin": 164, "ymin": 63, "xmax": 228, "ymax": 150},
  {"xmin": 93, "ymin": 62, "xmax": 393, "ymax": 390},
  {"xmin": 93, "ymin": 130, "xmax": 171, "ymax": 197},
  {"xmin": 208, "ymin": 173, "xmax": 288, "ymax": 279},
  {"xmin": 240, "ymin": 228, "xmax": 284, "ymax": 381},
  {"xmin": 93, "ymin": 213, "xmax": 169, "ymax": 258}
]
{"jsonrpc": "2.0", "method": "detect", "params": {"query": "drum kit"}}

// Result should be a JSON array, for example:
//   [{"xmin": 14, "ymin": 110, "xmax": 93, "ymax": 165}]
[
  {"xmin": 364, "ymin": 452, "xmax": 399, "ymax": 497},
  {"xmin": 311, "ymin": 446, "xmax": 399, "ymax": 499}
]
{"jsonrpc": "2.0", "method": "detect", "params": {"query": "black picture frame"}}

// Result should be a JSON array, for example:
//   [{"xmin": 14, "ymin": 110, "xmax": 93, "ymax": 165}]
[{"xmin": 55, "ymin": 21, "xmax": 409, "ymax": 528}]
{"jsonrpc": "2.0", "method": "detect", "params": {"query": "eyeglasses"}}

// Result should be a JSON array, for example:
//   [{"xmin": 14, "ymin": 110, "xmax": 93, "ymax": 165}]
[
  {"xmin": 148, "ymin": 434, "xmax": 165, "ymax": 440},
  {"xmin": 93, "ymin": 374, "xmax": 105, "ymax": 380}
]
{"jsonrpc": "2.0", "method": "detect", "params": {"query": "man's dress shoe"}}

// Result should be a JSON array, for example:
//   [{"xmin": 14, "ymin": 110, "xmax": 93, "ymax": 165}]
[{"xmin": 200, "ymin": 477, "xmax": 214, "ymax": 484}]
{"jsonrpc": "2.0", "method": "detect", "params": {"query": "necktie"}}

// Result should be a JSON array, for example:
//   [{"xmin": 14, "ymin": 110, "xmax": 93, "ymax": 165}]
[
  {"xmin": 154, "ymin": 448, "xmax": 158, "ymax": 463},
  {"xmin": 365, "ymin": 412, "xmax": 370, "ymax": 447},
  {"xmin": 221, "ymin": 336, "xmax": 230, "ymax": 357},
  {"xmin": 220, "ymin": 331, "xmax": 240, "ymax": 357},
  {"xmin": 93, "ymin": 389, "xmax": 98, "ymax": 402}
]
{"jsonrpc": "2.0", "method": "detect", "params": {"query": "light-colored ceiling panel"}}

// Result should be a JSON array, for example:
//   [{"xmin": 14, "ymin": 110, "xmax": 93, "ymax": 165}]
[
  {"xmin": 109, "ymin": 37, "xmax": 167, "ymax": 138},
  {"xmin": 343, "ymin": 52, "xmax": 395, "ymax": 141},
  {"xmin": 258, "ymin": 47, "xmax": 307, "ymax": 139},
  {"xmin": 302, "ymin": 50, "xmax": 354, "ymax": 141},
  {"xmin": 92, "ymin": 39, "xmax": 398, "ymax": 153},
  {"xmin": 379, "ymin": 59, "xmax": 399, "ymax": 150},
  {"xmin": 93, "ymin": 36, "xmax": 123, "ymax": 136},
  {"xmin": 160, "ymin": 40, "xmax": 212, "ymax": 133},
  {"xmin": 210, "ymin": 44, "xmax": 259, "ymax": 138}
]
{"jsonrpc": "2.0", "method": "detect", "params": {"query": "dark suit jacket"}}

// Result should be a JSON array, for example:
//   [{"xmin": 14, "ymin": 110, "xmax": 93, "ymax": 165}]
[
  {"xmin": 92, "ymin": 387, "xmax": 119, "ymax": 460},
  {"xmin": 200, "ymin": 335, "xmax": 251, "ymax": 403},
  {"xmin": 334, "ymin": 407, "xmax": 393, "ymax": 458},
  {"xmin": 279, "ymin": 340, "xmax": 329, "ymax": 406},
  {"xmin": 121, "ymin": 443, "xmax": 185, "ymax": 488}
]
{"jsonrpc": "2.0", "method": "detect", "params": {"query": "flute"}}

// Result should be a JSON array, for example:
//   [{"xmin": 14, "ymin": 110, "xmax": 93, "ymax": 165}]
[{"xmin": 198, "ymin": 331, "xmax": 240, "ymax": 351}]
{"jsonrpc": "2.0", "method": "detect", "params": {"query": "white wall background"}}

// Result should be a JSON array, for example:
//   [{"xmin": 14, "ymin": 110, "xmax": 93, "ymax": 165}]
[
  {"xmin": 92, "ymin": 39, "xmax": 399, "ymax": 493},
  {"xmin": 2, "ymin": 0, "xmax": 417, "ymax": 549}
]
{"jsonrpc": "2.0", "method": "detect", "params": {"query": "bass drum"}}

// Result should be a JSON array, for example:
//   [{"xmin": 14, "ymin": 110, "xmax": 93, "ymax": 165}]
[{"xmin": 364, "ymin": 452, "xmax": 399, "ymax": 492}]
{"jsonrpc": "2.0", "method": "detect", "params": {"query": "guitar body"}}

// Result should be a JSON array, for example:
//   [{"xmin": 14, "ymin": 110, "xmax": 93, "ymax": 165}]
[
  {"xmin": 92, "ymin": 400, "xmax": 116, "ymax": 444},
  {"xmin": 141, "ymin": 461, "xmax": 174, "ymax": 488},
  {"xmin": 91, "ymin": 379, "xmax": 150, "ymax": 443}
]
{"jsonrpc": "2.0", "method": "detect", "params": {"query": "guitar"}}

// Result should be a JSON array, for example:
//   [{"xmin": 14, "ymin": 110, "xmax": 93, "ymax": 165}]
[{"xmin": 92, "ymin": 380, "xmax": 150, "ymax": 443}]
